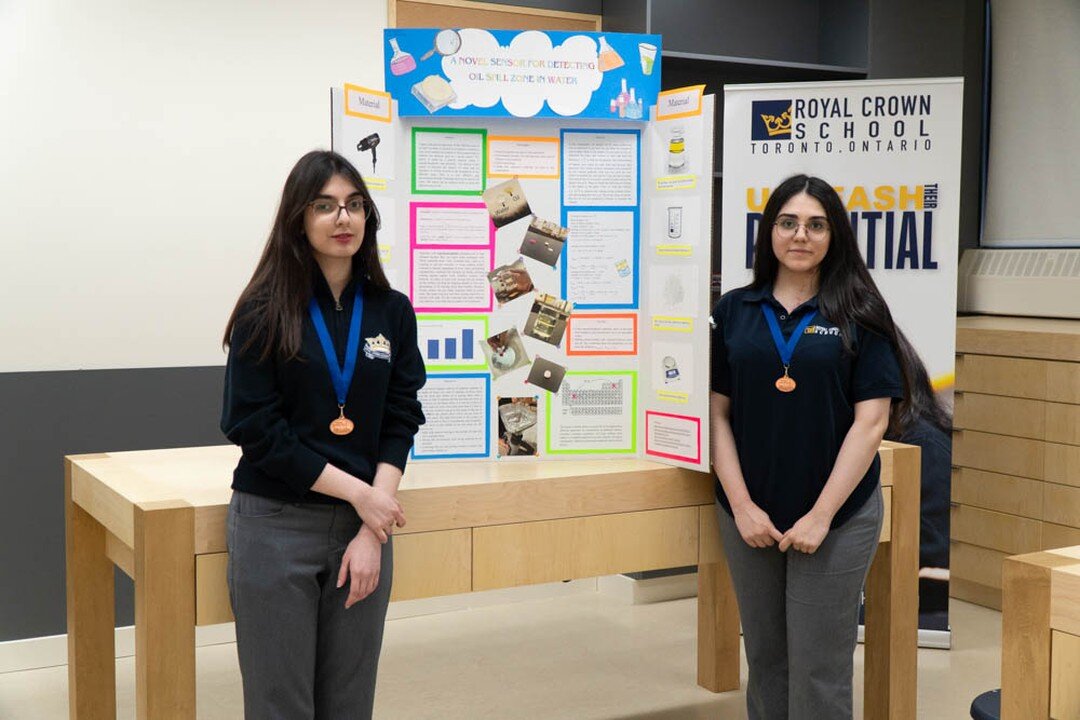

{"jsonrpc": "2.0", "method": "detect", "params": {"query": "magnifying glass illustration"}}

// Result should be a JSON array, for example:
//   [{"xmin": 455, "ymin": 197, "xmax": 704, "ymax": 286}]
[{"xmin": 420, "ymin": 29, "xmax": 462, "ymax": 61}]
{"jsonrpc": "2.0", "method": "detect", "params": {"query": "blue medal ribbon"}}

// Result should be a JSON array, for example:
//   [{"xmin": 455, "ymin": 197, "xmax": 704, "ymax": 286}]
[
  {"xmin": 760, "ymin": 304, "xmax": 817, "ymax": 372},
  {"xmin": 308, "ymin": 289, "xmax": 364, "ymax": 409}
]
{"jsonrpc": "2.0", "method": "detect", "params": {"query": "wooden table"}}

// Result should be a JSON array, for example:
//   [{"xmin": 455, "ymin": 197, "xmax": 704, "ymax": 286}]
[
  {"xmin": 1001, "ymin": 546, "xmax": 1080, "ymax": 719},
  {"xmin": 951, "ymin": 315, "xmax": 1080, "ymax": 610},
  {"xmin": 65, "ymin": 442, "xmax": 919, "ymax": 719}
]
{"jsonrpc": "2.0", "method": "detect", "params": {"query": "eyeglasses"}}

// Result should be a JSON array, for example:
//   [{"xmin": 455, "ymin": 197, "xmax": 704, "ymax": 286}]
[
  {"xmin": 774, "ymin": 217, "xmax": 829, "ymax": 239},
  {"xmin": 308, "ymin": 197, "xmax": 368, "ymax": 219}
]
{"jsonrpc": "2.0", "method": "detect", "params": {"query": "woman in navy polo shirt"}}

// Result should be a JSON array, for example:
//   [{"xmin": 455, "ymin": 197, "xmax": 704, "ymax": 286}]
[
  {"xmin": 710, "ymin": 174, "xmax": 907, "ymax": 719},
  {"xmin": 221, "ymin": 151, "xmax": 425, "ymax": 719}
]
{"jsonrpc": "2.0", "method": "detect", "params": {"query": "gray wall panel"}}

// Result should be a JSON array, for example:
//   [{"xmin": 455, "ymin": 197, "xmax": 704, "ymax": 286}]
[
  {"xmin": 868, "ymin": 0, "xmax": 985, "ymax": 250},
  {"xmin": 647, "ymin": 0, "xmax": 821, "ymax": 61},
  {"xmin": 0, "ymin": 367, "xmax": 227, "ymax": 642},
  {"xmin": 600, "ymin": 0, "xmax": 648, "ymax": 34}
]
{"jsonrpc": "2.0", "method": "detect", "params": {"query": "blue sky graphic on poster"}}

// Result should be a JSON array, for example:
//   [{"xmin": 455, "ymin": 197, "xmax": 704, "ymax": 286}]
[{"xmin": 385, "ymin": 28, "xmax": 661, "ymax": 120}]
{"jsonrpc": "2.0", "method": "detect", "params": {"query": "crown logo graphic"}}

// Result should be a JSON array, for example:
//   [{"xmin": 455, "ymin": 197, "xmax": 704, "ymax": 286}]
[
  {"xmin": 364, "ymin": 334, "xmax": 392, "ymax": 362},
  {"xmin": 760, "ymin": 107, "xmax": 793, "ymax": 137}
]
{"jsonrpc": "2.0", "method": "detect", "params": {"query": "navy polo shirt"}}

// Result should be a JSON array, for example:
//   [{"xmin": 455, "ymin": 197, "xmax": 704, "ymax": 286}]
[{"xmin": 710, "ymin": 285, "xmax": 903, "ymax": 531}]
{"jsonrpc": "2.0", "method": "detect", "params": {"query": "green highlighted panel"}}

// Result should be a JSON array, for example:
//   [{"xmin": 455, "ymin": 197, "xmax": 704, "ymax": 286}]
[
  {"xmin": 544, "ymin": 370, "xmax": 638, "ymax": 455},
  {"xmin": 411, "ymin": 127, "xmax": 487, "ymax": 195},
  {"xmin": 416, "ymin": 314, "xmax": 490, "ymax": 372}
]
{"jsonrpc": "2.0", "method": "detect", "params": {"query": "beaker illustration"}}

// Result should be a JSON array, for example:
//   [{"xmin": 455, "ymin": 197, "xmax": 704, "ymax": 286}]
[
  {"xmin": 639, "ymin": 43, "xmax": 657, "ymax": 75},
  {"xmin": 388, "ymin": 38, "xmax": 416, "ymax": 76},
  {"xmin": 667, "ymin": 206, "xmax": 683, "ymax": 239},
  {"xmin": 597, "ymin": 36, "xmax": 624, "ymax": 72}
]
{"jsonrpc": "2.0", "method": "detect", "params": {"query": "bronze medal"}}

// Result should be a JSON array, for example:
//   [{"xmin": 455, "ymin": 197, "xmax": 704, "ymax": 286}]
[
  {"xmin": 775, "ymin": 367, "xmax": 796, "ymax": 393},
  {"xmin": 330, "ymin": 405, "xmax": 355, "ymax": 436}
]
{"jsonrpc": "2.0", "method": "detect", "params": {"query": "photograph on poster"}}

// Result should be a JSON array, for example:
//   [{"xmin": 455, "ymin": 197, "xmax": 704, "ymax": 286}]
[
  {"xmin": 526, "ymin": 356, "xmax": 567, "ymax": 394},
  {"xmin": 488, "ymin": 136, "xmax": 560, "ymax": 179},
  {"xmin": 523, "ymin": 293, "xmax": 573, "ymax": 347},
  {"xmin": 564, "ymin": 210, "xmax": 635, "ymax": 306},
  {"xmin": 649, "ymin": 264, "xmax": 697, "ymax": 317},
  {"xmin": 650, "ymin": 198, "xmax": 700, "ymax": 247},
  {"xmin": 417, "ymin": 315, "xmax": 489, "ymax": 371},
  {"xmin": 412, "ymin": 374, "xmax": 490, "ymax": 459},
  {"xmin": 412, "ymin": 128, "xmax": 485, "ymax": 194},
  {"xmin": 548, "ymin": 372, "xmax": 635, "ymax": 453},
  {"xmin": 652, "ymin": 115, "xmax": 703, "ymax": 182},
  {"xmin": 480, "ymin": 327, "xmax": 531, "ymax": 379},
  {"xmin": 413, "ymin": 203, "xmax": 493, "ymax": 246},
  {"xmin": 497, "ymin": 396, "xmax": 539, "ymax": 458},
  {"xmin": 482, "ymin": 177, "xmax": 532, "ymax": 228},
  {"xmin": 344, "ymin": 126, "xmax": 395, "ymax": 181},
  {"xmin": 411, "ymin": 248, "xmax": 492, "ymax": 311},
  {"xmin": 337, "ymin": 85, "xmax": 395, "ymax": 181},
  {"xmin": 651, "ymin": 340, "xmax": 695, "ymax": 402},
  {"xmin": 519, "ymin": 216, "xmax": 568, "ymax": 267},
  {"xmin": 562, "ymin": 130, "xmax": 639, "ymax": 207},
  {"xmin": 487, "ymin": 258, "xmax": 535, "ymax": 305}
]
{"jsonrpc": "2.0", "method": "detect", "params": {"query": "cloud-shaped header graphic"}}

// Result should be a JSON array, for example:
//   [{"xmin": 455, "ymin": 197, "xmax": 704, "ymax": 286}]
[{"xmin": 441, "ymin": 29, "xmax": 603, "ymax": 117}]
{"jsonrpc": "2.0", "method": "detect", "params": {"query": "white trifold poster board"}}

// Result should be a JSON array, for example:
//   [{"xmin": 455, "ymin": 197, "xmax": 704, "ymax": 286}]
[
  {"xmin": 331, "ymin": 84, "xmax": 714, "ymax": 471},
  {"xmin": 722, "ymin": 78, "xmax": 963, "ymax": 391}
]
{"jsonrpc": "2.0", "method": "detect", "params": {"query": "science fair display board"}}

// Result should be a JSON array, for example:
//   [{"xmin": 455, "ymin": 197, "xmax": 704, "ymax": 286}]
[{"xmin": 331, "ymin": 28, "xmax": 712, "ymax": 472}]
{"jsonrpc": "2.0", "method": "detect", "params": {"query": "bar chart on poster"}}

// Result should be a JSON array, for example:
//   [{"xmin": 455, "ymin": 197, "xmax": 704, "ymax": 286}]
[{"xmin": 332, "ymin": 29, "xmax": 713, "ymax": 470}]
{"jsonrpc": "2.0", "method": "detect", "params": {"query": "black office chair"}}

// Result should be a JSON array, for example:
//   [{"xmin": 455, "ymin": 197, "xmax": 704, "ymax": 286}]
[{"xmin": 970, "ymin": 689, "xmax": 1000, "ymax": 720}]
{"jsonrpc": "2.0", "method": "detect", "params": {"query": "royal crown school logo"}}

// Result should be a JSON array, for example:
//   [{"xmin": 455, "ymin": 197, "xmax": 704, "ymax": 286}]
[
  {"xmin": 752, "ymin": 99, "xmax": 793, "ymax": 140},
  {"xmin": 364, "ymin": 334, "xmax": 392, "ymax": 362}
]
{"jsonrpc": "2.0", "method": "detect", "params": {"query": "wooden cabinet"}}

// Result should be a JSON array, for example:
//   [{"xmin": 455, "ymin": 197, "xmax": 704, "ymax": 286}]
[{"xmin": 951, "ymin": 316, "xmax": 1080, "ymax": 609}]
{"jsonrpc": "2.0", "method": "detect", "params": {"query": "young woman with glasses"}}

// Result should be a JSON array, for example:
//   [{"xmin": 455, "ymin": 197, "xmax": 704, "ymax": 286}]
[
  {"xmin": 221, "ymin": 150, "xmax": 425, "ymax": 718},
  {"xmin": 709, "ymin": 174, "xmax": 912, "ymax": 719}
]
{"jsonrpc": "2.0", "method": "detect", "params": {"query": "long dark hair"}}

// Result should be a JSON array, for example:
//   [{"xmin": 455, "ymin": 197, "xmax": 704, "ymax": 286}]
[
  {"xmin": 223, "ymin": 150, "xmax": 389, "ymax": 362},
  {"xmin": 751, "ymin": 174, "xmax": 921, "ymax": 430},
  {"xmin": 889, "ymin": 327, "xmax": 952, "ymax": 437}
]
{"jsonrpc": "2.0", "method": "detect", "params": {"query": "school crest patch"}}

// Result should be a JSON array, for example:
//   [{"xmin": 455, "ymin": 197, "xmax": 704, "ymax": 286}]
[{"xmin": 364, "ymin": 334, "xmax": 392, "ymax": 362}]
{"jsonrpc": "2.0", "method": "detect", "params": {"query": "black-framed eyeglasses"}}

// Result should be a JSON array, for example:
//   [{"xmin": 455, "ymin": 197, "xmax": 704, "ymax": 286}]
[{"xmin": 308, "ymin": 197, "xmax": 368, "ymax": 219}]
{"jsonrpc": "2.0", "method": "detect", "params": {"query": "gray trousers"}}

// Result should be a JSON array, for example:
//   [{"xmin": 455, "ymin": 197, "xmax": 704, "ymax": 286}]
[
  {"xmin": 227, "ymin": 491, "xmax": 393, "ymax": 720},
  {"xmin": 716, "ymin": 487, "xmax": 883, "ymax": 720}
]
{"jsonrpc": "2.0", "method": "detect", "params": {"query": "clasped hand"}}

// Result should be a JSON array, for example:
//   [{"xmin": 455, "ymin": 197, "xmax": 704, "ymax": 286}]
[
  {"xmin": 352, "ymin": 484, "xmax": 406, "ymax": 543},
  {"xmin": 777, "ymin": 511, "xmax": 831, "ymax": 554},
  {"xmin": 733, "ymin": 502, "xmax": 831, "ymax": 554}
]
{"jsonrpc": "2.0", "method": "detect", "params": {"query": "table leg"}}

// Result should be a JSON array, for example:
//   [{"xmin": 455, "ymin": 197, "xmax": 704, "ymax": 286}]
[
  {"xmin": 697, "ymin": 505, "xmax": 741, "ymax": 692},
  {"xmin": 1000, "ymin": 552, "xmax": 1072, "ymax": 719},
  {"xmin": 66, "ymin": 460, "xmax": 116, "ymax": 719},
  {"xmin": 134, "ymin": 501, "xmax": 196, "ymax": 720},
  {"xmin": 864, "ymin": 447, "xmax": 920, "ymax": 720}
]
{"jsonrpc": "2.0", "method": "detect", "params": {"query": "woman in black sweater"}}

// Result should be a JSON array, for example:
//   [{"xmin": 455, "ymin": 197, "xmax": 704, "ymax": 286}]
[{"xmin": 221, "ymin": 150, "xmax": 425, "ymax": 719}]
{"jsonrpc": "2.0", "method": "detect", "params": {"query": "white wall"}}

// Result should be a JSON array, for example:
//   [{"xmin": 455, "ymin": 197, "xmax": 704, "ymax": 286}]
[
  {"xmin": 983, "ymin": 0, "xmax": 1080, "ymax": 248},
  {"xmin": 0, "ymin": 0, "xmax": 388, "ymax": 372}
]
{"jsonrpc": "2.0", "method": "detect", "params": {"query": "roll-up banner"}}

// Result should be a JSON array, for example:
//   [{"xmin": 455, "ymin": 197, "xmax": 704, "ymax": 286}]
[{"xmin": 723, "ymin": 78, "xmax": 963, "ymax": 647}]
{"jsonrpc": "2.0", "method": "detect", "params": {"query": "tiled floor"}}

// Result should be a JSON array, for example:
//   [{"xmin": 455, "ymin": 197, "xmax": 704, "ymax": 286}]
[{"xmin": 0, "ymin": 595, "xmax": 999, "ymax": 719}]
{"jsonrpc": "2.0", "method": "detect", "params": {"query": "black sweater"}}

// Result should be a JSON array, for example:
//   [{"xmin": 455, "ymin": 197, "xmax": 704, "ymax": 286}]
[{"xmin": 221, "ymin": 275, "xmax": 426, "ymax": 503}]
